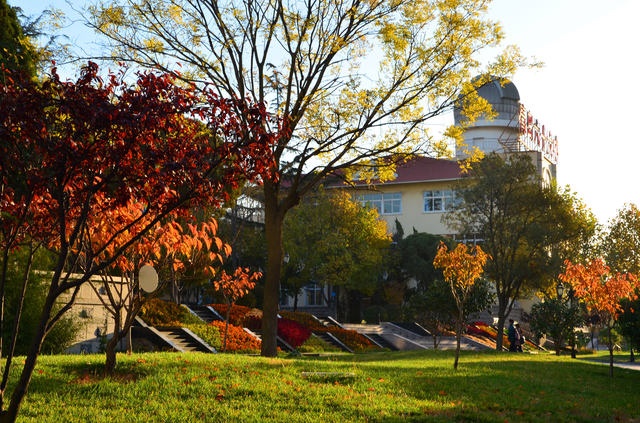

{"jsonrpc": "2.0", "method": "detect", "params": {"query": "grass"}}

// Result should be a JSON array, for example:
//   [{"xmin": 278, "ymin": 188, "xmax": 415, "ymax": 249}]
[{"xmin": 9, "ymin": 350, "xmax": 640, "ymax": 422}]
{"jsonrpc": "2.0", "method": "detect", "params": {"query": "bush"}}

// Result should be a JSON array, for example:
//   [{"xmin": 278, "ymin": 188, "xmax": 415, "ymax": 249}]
[
  {"xmin": 139, "ymin": 298, "xmax": 201, "ymax": 327},
  {"xmin": 298, "ymin": 334, "xmax": 341, "ymax": 353},
  {"xmin": 210, "ymin": 321, "xmax": 260, "ymax": 353},
  {"xmin": 183, "ymin": 323, "xmax": 221, "ymax": 351},
  {"xmin": 278, "ymin": 318, "xmax": 312, "ymax": 348},
  {"xmin": 209, "ymin": 303, "xmax": 253, "ymax": 326}
]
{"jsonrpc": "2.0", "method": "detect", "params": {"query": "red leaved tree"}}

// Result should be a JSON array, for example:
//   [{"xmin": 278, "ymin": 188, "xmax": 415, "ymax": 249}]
[
  {"xmin": 433, "ymin": 241, "xmax": 489, "ymax": 370},
  {"xmin": 559, "ymin": 258, "xmax": 638, "ymax": 377},
  {"xmin": 89, "ymin": 200, "xmax": 231, "ymax": 374},
  {"xmin": 213, "ymin": 267, "xmax": 260, "ymax": 352},
  {"xmin": 0, "ymin": 63, "xmax": 275, "ymax": 422}
]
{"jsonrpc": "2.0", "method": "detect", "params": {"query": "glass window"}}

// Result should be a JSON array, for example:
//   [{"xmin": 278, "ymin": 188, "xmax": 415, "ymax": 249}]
[
  {"xmin": 424, "ymin": 190, "xmax": 456, "ymax": 213},
  {"xmin": 305, "ymin": 283, "xmax": 324, "ymax": 306},
  {"xmin": 355, "ymin": 192, "xmax": 401, "ymax": 215}
]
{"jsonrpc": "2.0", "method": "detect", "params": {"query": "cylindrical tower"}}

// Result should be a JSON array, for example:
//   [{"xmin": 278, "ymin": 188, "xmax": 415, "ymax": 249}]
[
  {"xmin": 454, "ymin": 78, "xmax": 521, "ymax": 159},
  {"xmin": 454, "ymin": 77, "xmax": 557, "ymax": 183}
]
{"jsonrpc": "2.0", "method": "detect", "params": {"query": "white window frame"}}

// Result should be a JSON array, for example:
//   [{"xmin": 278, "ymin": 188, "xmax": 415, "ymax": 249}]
[
  {"xmin": 355, "ymin": 192, "xmax": 402, "ymax": 215},
  {"xmin": 423, "ymin": 190, "xmax": 456, "ymax": 213}
]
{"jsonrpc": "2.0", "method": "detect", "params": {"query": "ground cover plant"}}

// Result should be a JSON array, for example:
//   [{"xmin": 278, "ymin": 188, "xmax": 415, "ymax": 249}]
[{"xmin": 11, "ymin": 350, "xmax": 640, "ymax": 422}]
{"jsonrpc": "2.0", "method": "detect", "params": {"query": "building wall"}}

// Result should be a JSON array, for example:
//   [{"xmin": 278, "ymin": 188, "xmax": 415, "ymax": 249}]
[
  {"xmin": 60, "ymin": 278, "xmax": 129, "ymax": 354},
  {"xmin": 351, "ymin": 181, "xmax": 454, "ymax": 236}
]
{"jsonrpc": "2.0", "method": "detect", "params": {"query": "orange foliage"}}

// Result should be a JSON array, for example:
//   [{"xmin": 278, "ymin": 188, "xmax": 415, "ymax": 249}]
[
  {"xmin": 559, "ymin": 258, "xmax": 638, "ymax": 321},
  {"xmin": 209, "ymin": 321, "xmax": 261, "ymax": 352},
  {"xmin": 433, "ymin": 242, "xmax": 489, "ymax": 292},
  {"xmin": 213, "ymin": 268, "xmax": 260, "ymax": 305}
]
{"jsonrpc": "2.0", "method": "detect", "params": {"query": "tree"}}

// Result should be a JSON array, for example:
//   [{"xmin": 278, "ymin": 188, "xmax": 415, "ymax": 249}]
[
  {"xmin": 282, "ymin": 188, "xmax": 390, "ymax": 321},
  {"xmin": 433, "ymin": 241, "xmax": 488, "ymax": 369},
  {"xmin": 213, "ymin": 267, "xmax": 260, "ymax": 352},
  {"xmin": 0, "ymin": 0, "xmax": 37, "ymax": 77},
  {"xmin": 601, "ymin": 204, "xmax": 640, "ymax": 274},
  {"xmin": 86, "ymin": 0, "xmax": 527, "ymax": 356},
  {"xmin": 91, "ymin": 206, "xmax": 232, "ymax": 374},
  {"xmin": 0, "ymin": 64, "xmax": 274, "ymax": 422},
  {"xmin": 599, "ymin": 204, "xmax": 640, "ymax": 361},
  {"xmin": 529, "ymin": 296, "xmax": 583, "ymax": 356},
  {"xmin": 559, "ymin": 258, "xmax": 637, "ymax": 377},
  {"xmin": 444, "ymin": 153, "xmax": 597, "ymax": 351}
]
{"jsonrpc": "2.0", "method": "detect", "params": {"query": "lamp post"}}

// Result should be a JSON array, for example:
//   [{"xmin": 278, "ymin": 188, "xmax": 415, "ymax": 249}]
[{"xmin": 556, "ymin": 281, "xmax": 565, "ymax": 299}]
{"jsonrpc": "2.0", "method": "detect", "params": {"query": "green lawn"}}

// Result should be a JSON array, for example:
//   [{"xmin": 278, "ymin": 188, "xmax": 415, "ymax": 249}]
[{"xmin": 10, "ymin": 350, "xmax": 640, "ymax": 422}]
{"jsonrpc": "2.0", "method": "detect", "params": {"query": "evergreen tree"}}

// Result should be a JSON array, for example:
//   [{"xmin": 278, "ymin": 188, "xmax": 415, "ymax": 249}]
[{"xmin": 0, "ymin": 0, "xmax": 36, "ymax": 77}]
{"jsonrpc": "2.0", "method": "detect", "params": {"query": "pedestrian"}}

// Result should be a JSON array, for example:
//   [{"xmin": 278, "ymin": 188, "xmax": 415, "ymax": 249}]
[
  {"xmin": 515, "ymin": 322, "xmax": 524, "ymax": 352},
  {"xmin": 507, "ymin": 319, "xmax": 517, "ymax": 352}
]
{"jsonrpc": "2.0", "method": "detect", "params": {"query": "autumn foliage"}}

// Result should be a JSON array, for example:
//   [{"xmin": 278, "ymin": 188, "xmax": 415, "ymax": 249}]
[
  {"xmin": 559, "ymin": 259, "xmax": 637, "ymax": 322},
  {"xmin": 433, "ymin": 242, "xmax": 488, "ymax": 369},
  {"xmin": 559, "ymin": 258, "xmax": 637, "ymax": 376},
  {"xmin": 0, "ymin": 62, "xmax": 277, "ymax": 421}
]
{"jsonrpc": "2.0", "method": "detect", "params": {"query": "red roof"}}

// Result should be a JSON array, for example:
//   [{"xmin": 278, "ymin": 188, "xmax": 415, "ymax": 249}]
[
  {"xmin": 326, "ymin": 156, "xmax": 462, "ymax": 187},
  {"xmin": 389, "ymin": 156, "xmax": 461, "ymax": 184}
]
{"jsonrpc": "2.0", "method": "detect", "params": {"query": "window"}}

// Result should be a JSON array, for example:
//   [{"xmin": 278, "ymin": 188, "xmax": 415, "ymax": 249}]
[
  {"xmin": 355, "ymin": 192, "xmax": 402, "ymax": 215},
  {"xmin": 305, "ymin": 283, "xmax": 324, "ymax": 306},
  {"xmin": 423, "ymin": 190, "xmax": 456, "ymax": 213}
]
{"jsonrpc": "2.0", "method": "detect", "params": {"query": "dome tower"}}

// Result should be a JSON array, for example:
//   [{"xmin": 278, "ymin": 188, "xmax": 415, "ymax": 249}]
[{"xmin": 454, "ymin": 77, "xmax": 558, "ymax": 183}]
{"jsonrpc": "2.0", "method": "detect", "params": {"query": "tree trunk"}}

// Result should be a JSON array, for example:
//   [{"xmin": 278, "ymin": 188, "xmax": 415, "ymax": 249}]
[
  {"xmin": 0, "ymin": 288, "xmax": 57, "ymax": 423},
  {"xmin": 454, "ymin": 314, "xmax": 463, "ymax": 370},
  {"xmin": 104, "ymin": 312, "xmax": 124, "ymax": 375},
  {"xmin": 609, "ymin": 346, "xmax": 614, "ymax": 378},
  {"xmin": 104, "ymin": 335, "xmax": 120, "ymax": 375},
  {"xmin": 261, "ymin": 195, "xmax": 285, "ymax": 357}
]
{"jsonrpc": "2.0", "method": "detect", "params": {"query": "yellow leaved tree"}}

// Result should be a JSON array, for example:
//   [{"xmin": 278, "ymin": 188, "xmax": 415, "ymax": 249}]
[
  {"xmin": 433, "ymin": 241, "xmax": 488, "ymax": 369},
  {"xmin": 87, "ymin": 0, "xmax": 531, "ymax": 356}
]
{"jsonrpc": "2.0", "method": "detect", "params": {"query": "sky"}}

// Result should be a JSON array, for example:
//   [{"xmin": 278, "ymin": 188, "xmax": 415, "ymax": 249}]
[
  {"xmin": 18, "ymin": 0, "xmax": 640, "ymax": 224},
  {"xmin": 487, "ymin": 0, "xmax": 640, "ymax": 224}
]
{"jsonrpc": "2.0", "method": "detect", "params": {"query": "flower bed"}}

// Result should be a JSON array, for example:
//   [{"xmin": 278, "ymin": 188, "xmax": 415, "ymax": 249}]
[
  {"xmin": 139, "ymin": 298, "xmax": 201, "ymax": 327},
  {"xmin": 209, "ymin": 303, "xmax": 254, "ymax": 326},
  {"xmin": 209, "ymin": 321, "xmax": 261, "ymax": 353}
]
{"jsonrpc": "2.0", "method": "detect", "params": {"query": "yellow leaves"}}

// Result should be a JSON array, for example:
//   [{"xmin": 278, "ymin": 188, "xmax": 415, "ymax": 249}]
[
  {"xmin": 433, "ymin": 241, "xmax": 488, "ymax": 291},
  {"xmin": 93, "ymin": 5, "xmax": 127, "ymax": 31},
  {"xmin": 143, "ymin": 37, "xmax": 165, "ymax": 53}
]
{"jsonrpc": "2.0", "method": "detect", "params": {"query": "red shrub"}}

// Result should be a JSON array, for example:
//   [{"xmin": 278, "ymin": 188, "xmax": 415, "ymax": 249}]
[{"xmin": 278, "ymin": 318, "xmax": 312, "ymax": 348}]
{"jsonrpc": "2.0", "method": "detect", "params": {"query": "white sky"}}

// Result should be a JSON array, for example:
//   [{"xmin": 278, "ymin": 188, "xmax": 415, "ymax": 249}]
[
  {"xmin": 488, "ymin": 0, "xmax": 640, "ymax": 224},
  {"xmin": 19, "ymin": 0, "xmax": 639, "ymax": 224}
]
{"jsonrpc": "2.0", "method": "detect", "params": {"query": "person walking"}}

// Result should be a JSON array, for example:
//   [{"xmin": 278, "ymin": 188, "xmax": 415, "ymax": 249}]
[
  {"xmin": 515, "ymin": 322, "xmax": 524, "ymax": 352},
  {"xmin": 507, "ymin": 319, "xmax": 517, "ymax": 352}
]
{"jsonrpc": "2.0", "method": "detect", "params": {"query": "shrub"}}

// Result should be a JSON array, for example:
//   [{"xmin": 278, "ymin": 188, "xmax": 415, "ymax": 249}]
[
  {"xmin": 278, "ymin": 318, "xmax": 312, "ymax": 348},
  {"xmin": 298, "ymin": 335, "xmax": 341, "ymax": 353},
  {"xmin": 209, "ymin": 321, "xmax": 260, "ymax": 353},
  {"xmin": 324, "ymin": 327, "xmax": 376, "ymax": 352},
  {"xmin": 209, "ymin": 303, "xmax": 253, "ymax": 326},
  {"xmin": 278, "ymin": 311, "xmax": 326, "ymax": 330},
  {"xmin": 279, "ymin": 310, "xmax": 376, "ymax": 352},
  {"xmin": 183, "ymin": 323, "xmax": 221, "ymax": 351},
  {"xmin": 139, "ymin": 298, "xmax": 195, "ymax": 327}
]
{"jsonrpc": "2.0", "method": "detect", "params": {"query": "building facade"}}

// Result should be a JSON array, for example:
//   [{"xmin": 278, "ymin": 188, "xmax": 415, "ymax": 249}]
[{"xmin": 283, "ymin": 78, "xmax": 560, "ymax": 315}]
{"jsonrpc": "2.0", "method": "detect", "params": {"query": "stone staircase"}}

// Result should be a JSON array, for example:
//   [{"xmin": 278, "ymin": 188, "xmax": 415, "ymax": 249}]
[
  {"xmin": 187, "ymin": 304, "xmax": 224, "ymax": 323},
  {"xmin": 134, "ymin": 316, "xmax": 216, "ymax": 353},
  {"xmin": 340, "ymin": 322, "xmax": 491, "ymax": 352},
  {"xmin": 154, "ymin": 326, "xmax": 217, "ymax": 353}
]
